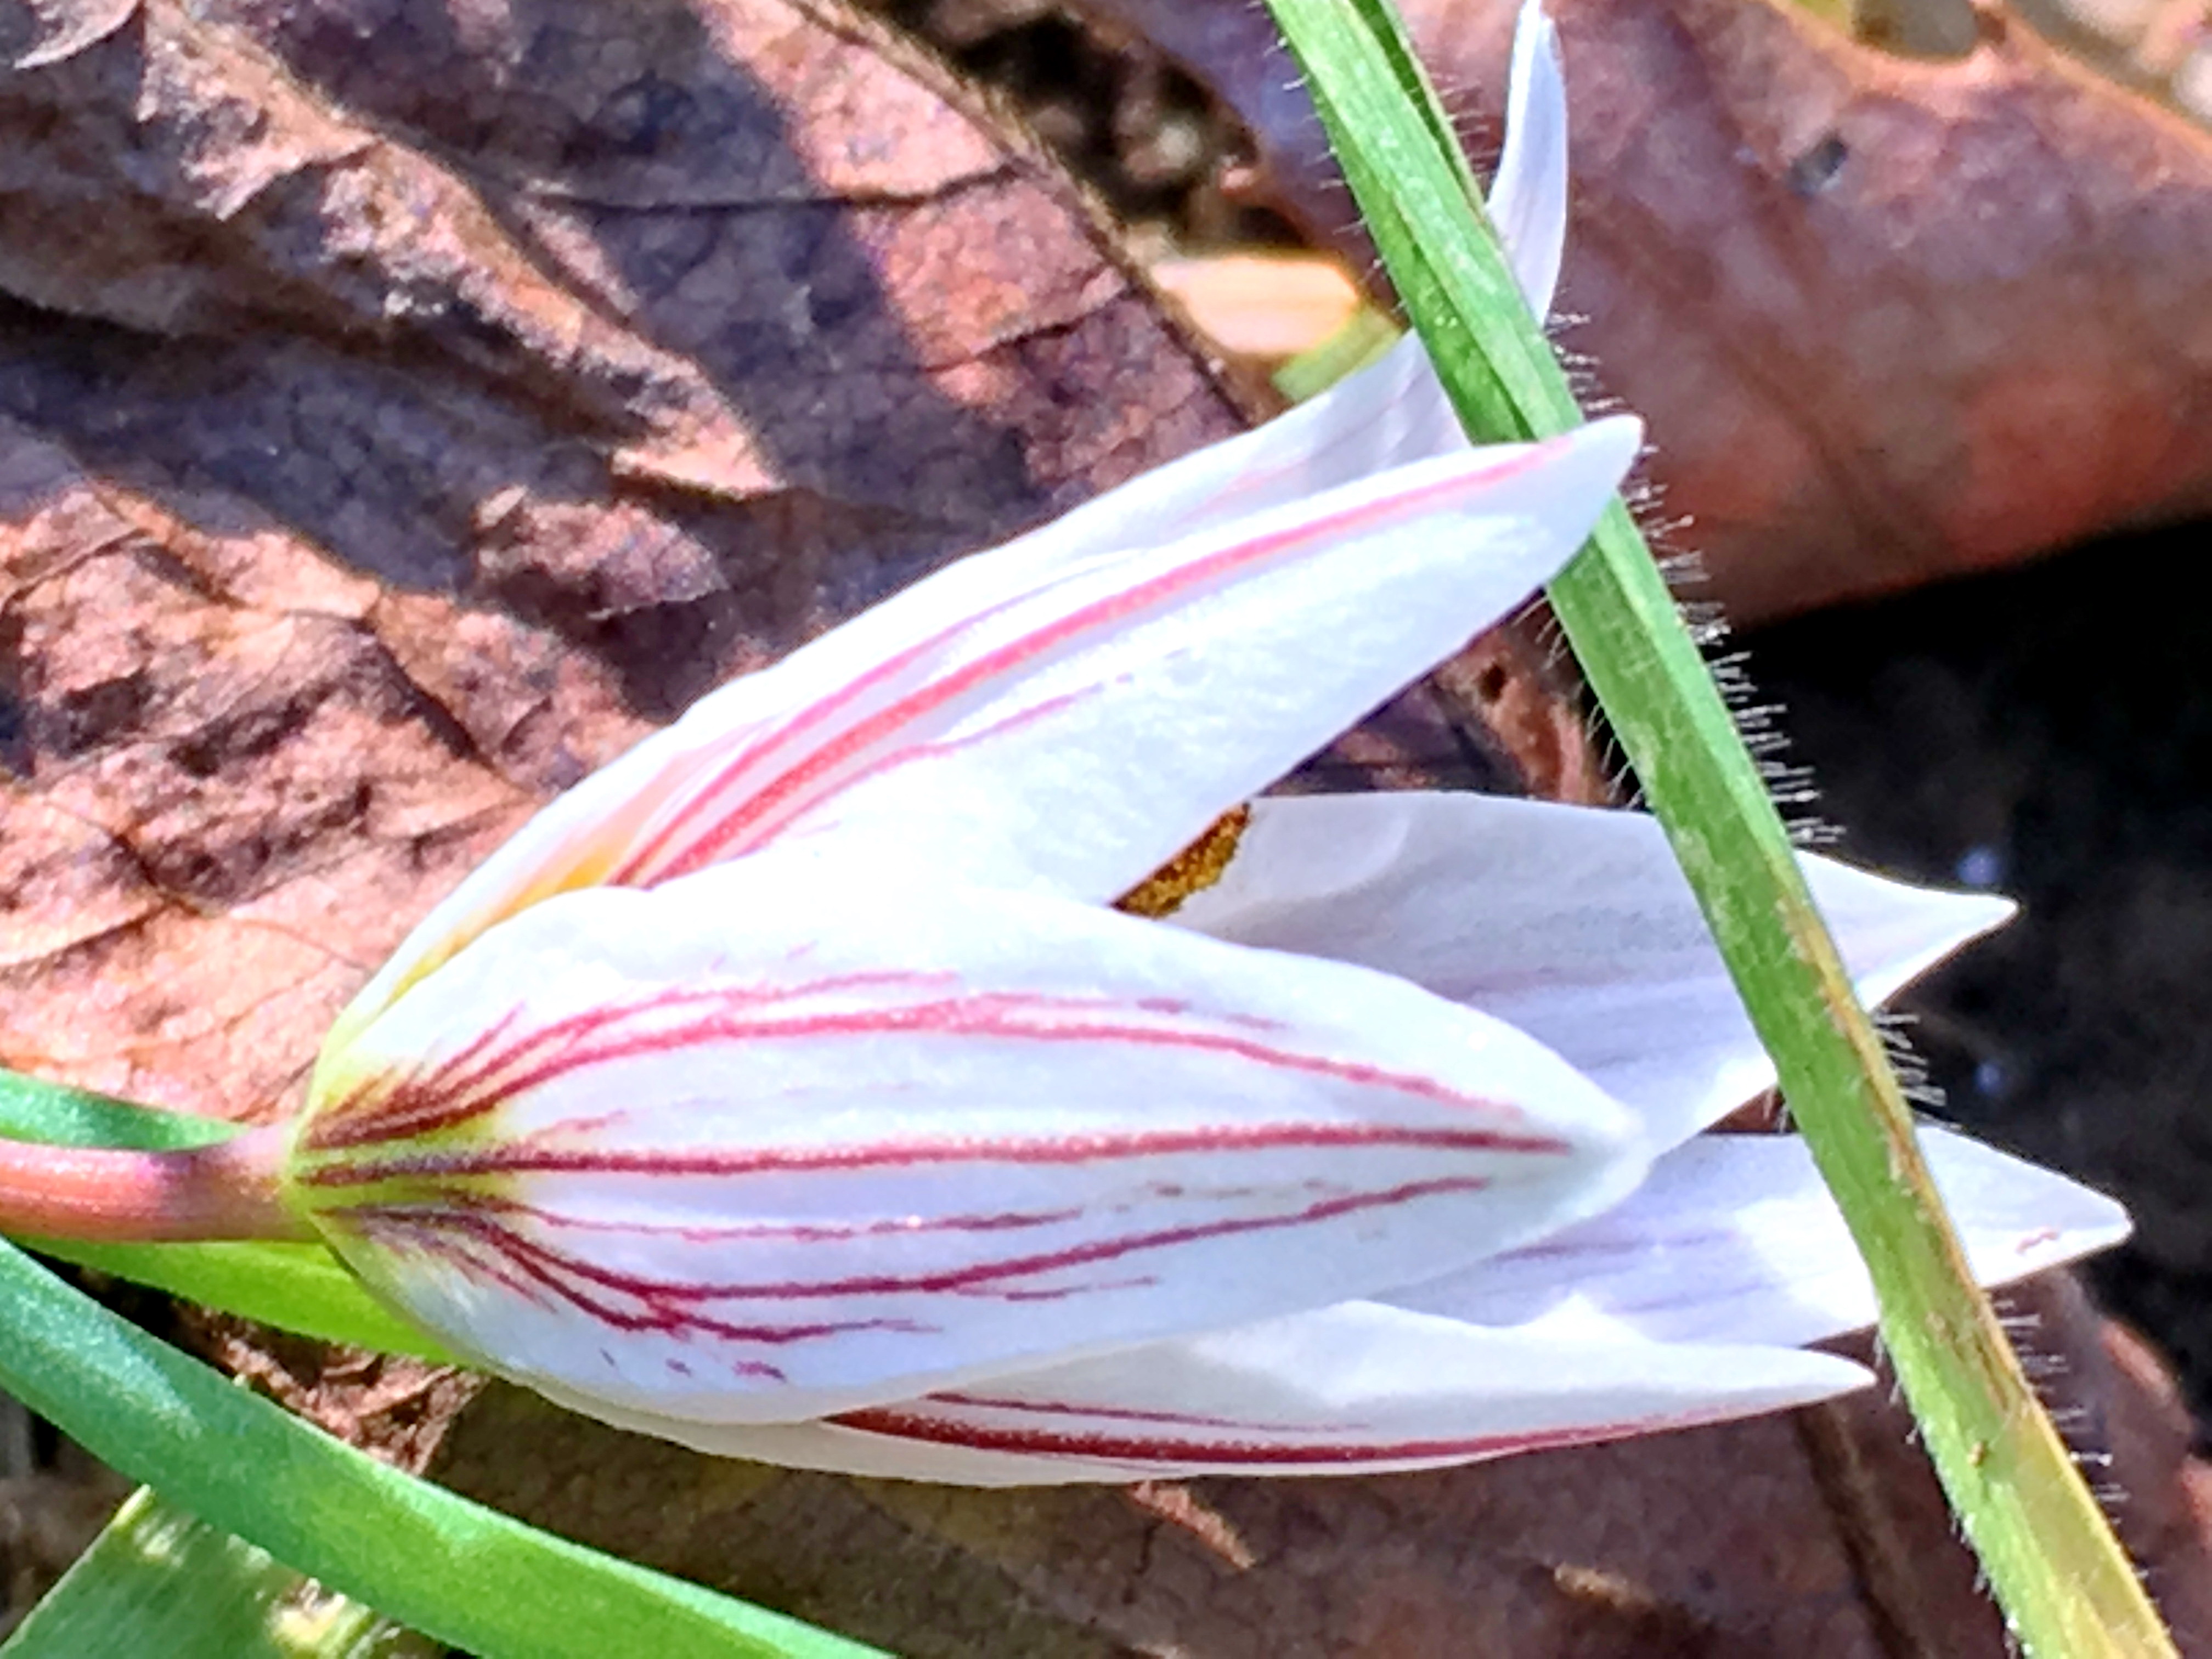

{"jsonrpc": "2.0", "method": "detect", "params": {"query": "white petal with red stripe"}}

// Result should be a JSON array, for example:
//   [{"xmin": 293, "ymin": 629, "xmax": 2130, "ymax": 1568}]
[
  {"xmin": 1174, "ymin": 792, "xmax": 2013, "ymax": 1149},
  {"xmin": 324, "ymin": 420, "xmax": 1637, "ymax": 1057},
  {"xmin": 530, "ymin": 1301, "xmax": 1866, "ymax": 1485},
  {"xmin": 1386, "ymin": 1125, "xmax": 2129, "ymax": 1346},
  {"xmin": 296, "ymin": 857, "xmax": 1644, "ymax": 1424}
]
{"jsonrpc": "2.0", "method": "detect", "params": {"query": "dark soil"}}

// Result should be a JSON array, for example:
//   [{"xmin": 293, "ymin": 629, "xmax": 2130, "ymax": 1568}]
[
  {"xmin": 871, "ymin": 0, "xmax": 1300, "ymax": 250},
  {"xmin": 1749, "ymin": 522, "xmax": 2212, "ymax": 1439}
]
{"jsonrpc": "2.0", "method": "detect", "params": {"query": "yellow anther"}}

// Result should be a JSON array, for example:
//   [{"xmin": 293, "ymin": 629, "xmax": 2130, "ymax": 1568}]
[{"xmin": 1115, "ymin": 805, "xmax": 1252, "ymax": 918}]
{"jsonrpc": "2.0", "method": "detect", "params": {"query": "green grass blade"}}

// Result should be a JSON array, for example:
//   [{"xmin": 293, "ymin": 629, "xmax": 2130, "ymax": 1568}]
[
  {"xmin": 1251, "ymin": 0, "xmax": 2177, "ymax": 1652},
  {"xmin": 30, "ymin": 1237, "xmax": 455, "ymax": 1362},
  {"xmin": 0, "ymin": 1071, "xmax": 237, "ymax": 1152},
  {"xmin": 0, "ymin": 1240, "xmax": 889, "ymax": 1659},
  {"xmin": 4, "ymin": 1487, "xmax": 431, "ymax": 1659},
  {"xmin": 1273, "ymin": 308, "xmax": 1400, "ymax": 403},
  {"xmin": 0, "ymin": 1070, "xmax": 445, "ymax": 1359}
]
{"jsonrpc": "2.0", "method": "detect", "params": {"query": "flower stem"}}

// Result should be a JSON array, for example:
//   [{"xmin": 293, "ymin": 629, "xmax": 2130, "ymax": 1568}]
[
  {"xmin": 1254, "ymin": 0, "xmax": 2179, "ymax": 1652},
  {"xmin": 0, "ymin": 1126, "xmax": 309, "ymax": 1243}
]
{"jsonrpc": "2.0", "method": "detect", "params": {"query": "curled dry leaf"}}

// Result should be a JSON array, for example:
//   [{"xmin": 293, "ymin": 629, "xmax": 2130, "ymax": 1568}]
[{"xmin": 1072, "ymin": 0, "xmax": 2212, "ymax": 622}]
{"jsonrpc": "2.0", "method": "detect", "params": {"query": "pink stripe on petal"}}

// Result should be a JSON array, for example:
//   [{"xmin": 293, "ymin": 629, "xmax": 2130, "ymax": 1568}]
[
  {"xmin": 828, "ymin": 1403, "xmax": 1727, "ymax": 1469},
  {"xmin": 545, "ymin": 1313, "xmax": 1873, "ymax": 1482},
  {"xmin": 613, "ymin": 448, "xmax": 1550, "ymax": 888},
  {"xmin": 788, "ymin": 1301, "xmax": 1872, "ymax": 1479},
  {"xmin": 306, "ymin": 1128, "xmax": 1552, "ymax": 1190},
  {"xmin": 341, "ymin": 1207, "xmax": 919, "ymax": 1354},
  {"xmin": 304, "ymin": 977, "xmax": 1555, "ymax": 1155},
  {"xmin": 927, "ymin": 1390, "xmax": 1349, "ymax": 1431},
  {"xmin": 324, "ymin": 1173, "xmax": 1502, "ymax": 1304},
  {"xmin": 458, "ymin": 1194, "xmax": 1094, "ymax": 1245}
]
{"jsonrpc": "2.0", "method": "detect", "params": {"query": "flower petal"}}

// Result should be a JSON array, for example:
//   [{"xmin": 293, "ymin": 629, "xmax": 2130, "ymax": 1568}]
[
  {"xmin": 1491, "ymin": 0, "xmax": 1570, "ymax": 320},
  {"xmin": 297, "ymin": 857, "xmax": 1645, "ymax": 1425},
  {"xmin": 327, "ymin": 421, "xmax": 1637, "ymax": 1053},
  {"xmin": 538, "ymin": 1301, "xmax": 1866, "ymax": 1485},
  {"xmin": 1386, "ymin": 1125, "xmax": 2129, "ymax": 1348},
  {"xmin": 1174, "ymin": 791, "xmax": 2013, "ymax": 1148}
]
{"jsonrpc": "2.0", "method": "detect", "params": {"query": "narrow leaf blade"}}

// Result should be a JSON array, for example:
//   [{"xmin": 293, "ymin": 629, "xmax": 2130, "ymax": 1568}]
[
  {"xmin": 0, "ymin": 1241, "xmax": 888, "ymax": 1659},
  {"xmin": 4, "ymin": 1487, "xmax": 430, "ymax": 1659}
]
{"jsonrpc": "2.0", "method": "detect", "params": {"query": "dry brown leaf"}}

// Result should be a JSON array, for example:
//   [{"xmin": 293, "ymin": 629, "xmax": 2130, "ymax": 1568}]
[
  {"xmin": 1074, "ymin": 0, "xmax": 2212, "ymax": 623},
  {"xmin": 3, "ymin": 0, "xmax": 2204, "ymax": 1651}
]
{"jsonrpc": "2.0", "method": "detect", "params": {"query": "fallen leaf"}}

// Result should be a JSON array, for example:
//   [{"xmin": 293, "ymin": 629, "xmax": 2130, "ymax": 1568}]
[{"xmin": 1071, "ymin": 0, "xmax": 2212, "ymax": 623}]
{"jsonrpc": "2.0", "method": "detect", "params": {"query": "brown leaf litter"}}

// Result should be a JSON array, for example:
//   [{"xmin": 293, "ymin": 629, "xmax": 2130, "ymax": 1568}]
[{"xmin": 1074, "ymin": 0, "xmax": 2212, "ymax": 623}]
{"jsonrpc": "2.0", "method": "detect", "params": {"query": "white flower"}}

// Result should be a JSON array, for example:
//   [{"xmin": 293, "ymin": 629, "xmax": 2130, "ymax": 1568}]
[{"xmin": 280, "ymin": 4, "xmax": 2125, "ymax": 1484}]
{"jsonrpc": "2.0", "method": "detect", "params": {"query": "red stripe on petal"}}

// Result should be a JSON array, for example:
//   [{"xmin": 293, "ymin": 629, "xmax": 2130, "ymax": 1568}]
[
  {"xmin": 459, "ymin": 1194, "xmax": 1093, "ymax": 1245},
  {"xmin": 305, "ymin": 972, "xmax": 952, "ymax": 1149},
  {"xmin": 607, "ymin": 627, "xmax": 976, "ymax": 885},
  {"xmin": 928, "ymin": 1390, "xmax": 1349, "ymax": 1433},
  {"xmin": 827, "ymin": 1404, "xmax": 1720, "ymax": 1469},
  {"xmin": 346, "ymin": 1206, "xmax": 926, "ymax": 1357},
  {"xmin": 322, "ymin": 1173, "xmax": 1498, "ymax": 1304},
  {"xmin": 305, "ymin": 1127, "xmax": 1536, "ymax": 1188},
  {"xmin": 304, "ymin": 979, "xmax": 1554, "ymax": 1154},
  {"xmin": 612, "ymin": 450, "xmax": 1543, "ymax": 886}
]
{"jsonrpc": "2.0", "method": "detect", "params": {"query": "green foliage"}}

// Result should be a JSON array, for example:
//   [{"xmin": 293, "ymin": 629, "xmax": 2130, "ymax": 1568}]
[
  {"xmin": 0, "ymin": 1226, "xmax": 889, "ymax": 1659},
  {"xmin": 4, "ymin": 1488, "xmax": 431, "ymax": 1659}
]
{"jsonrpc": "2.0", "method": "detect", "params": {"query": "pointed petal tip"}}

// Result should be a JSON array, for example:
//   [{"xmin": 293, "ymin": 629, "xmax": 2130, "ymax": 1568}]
[
  {"xmin": 1493, "ymin": 0, "xmax": 1569, "ymax": 317},
  {"xmin": 1901, "ymin": 878, "xmax": 2017, "ymax": 939},
  {"xmin": 1954, "ymin": 891, "xmax": 2020, "ymax": 960},
  {"xmin": 1920, "ymin": 1126, "xmax": 2133, "ymax": 1272},
  {"xmin": 1799, "ymin": 850, "xmax": 2020, "ymax": 1019},
  {"xmin": 1514, "ymin": 0, "xmax": 1559, "ymax": 63},
  {"xmin": 1391, "ymin": 1123, "xmax": 2131, "ymax": 1368},
  {"xmin": 2074, "ymin": 1194, "xmax": 2133, "ymax": 1257},
  {"xmin": 1967, "ymin": 888, "xmax": 2019, "ymax": 933},
  {"xmin": 1523, "ymin": 415, "xmax": 1640, "ymax": 526},
  {"xmin": 1576, "ymin": 412, "xmax": 1645, "ymax": 476}
]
